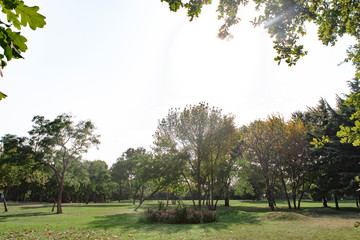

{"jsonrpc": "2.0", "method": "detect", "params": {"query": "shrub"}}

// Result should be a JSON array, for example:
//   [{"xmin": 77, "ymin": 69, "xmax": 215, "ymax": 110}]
[
  {"xmin": 141, "ymin": 204, "xmax": 218, "ymax": 224},
  {"xmin": 186, "ymin": 208, "xmax": 202, "ymax": 224},
  {"xmin": 202, "ymin": 210, "xmax": 218, "ymax": 223}
]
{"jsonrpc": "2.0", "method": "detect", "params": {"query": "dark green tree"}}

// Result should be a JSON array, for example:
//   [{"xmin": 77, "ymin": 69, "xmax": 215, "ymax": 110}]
[
  {"xmin": 0, "ymin": 134, "xmax": 34, "ymax": 211},
  {"xmin": 309, "ymin": 87, "xmax": 360, "ymax": 209}
]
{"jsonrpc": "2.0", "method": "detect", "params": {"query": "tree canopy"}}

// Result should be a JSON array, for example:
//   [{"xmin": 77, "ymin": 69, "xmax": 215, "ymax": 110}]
[{"xmin": 161, "ymin": 0, "xmax": 360, "ymax": 75}]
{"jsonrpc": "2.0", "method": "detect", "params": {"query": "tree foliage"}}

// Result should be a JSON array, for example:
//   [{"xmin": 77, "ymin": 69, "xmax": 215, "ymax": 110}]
[
  {"xmin": 161, "ymin": 0, "xmax": 360, "ymax": 74},
  {"xmin": 337, "ymin": 92, "xmax": 360, "ymax": 146},
  {"xmin": 153, "ymin": 102, "xmax": 238, "ymax": 210},
  {"xmin": 0, "ymin": 0, "xmax": 45, "ymax": 100},
  {"xmin": 29, "ymin": 113, "xmax": 100, "ymax": 213}
]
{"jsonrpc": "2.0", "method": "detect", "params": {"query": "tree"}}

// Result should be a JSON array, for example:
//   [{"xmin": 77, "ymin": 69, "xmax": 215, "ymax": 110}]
[
  {"xmin": 337, "ymin": 92, "xmax": 360, "ymax": 146},
  {"xmin": 29, "ymin": 114, "xmax": 100, "ymax": 214},
  {"xmin": 308, "ymin": 91, "xmax": 360, "ymax": 209},
  {"xmin": 153, "ymin": 102, "xmax": 238, "ymax": 210},
  {"xmin": 0, "ymin": 0, "xmax": 46, "ymax": 100},
  {"xmin": 0, "ymin": 134, "xmax": 34, "ymax": 211},
  {"xmin": 161, "ymin": 0, "xmax": 360, "ymax": 77},
  {"xmin": 280, "ymin": 118, "xmax": 312, "ymax": 209},
  {"xmin": 240, "ymin": 115, "xmax": 285, "ymax": 211},
  {"xmin": 87, "ymin": 160, "xmax": 116, "ymax": 203}
]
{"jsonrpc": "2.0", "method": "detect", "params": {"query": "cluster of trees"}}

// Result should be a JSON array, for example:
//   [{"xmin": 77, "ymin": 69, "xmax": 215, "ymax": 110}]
[{"xmin": 1, "ymin": 80, "xmax": 360, "ymax": 213}]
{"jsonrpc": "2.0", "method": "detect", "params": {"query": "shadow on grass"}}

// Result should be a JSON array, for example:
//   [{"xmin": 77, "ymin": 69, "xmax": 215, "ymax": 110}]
[
  {"xmin": 0, "ymin": 212, "xmax": 54, "ymax": 221},
  {"xmin": 299, "ymin": 206, "xmax": 360, "ymax": 219},
  {"xmin": 20, "ymin": 203, "xmax": 132, "ymax": 210},
  {"xmin": 86, "ymin": 205, "xmax": 265, "ymax": 234}
]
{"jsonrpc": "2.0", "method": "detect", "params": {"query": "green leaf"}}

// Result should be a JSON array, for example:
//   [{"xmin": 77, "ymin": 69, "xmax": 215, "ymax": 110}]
[
  {"xmin": 6, "ymin": 28, "xmax": 27, "ymax": 52},
  {"xmin": 15, "ymin": 1, "xmax": 46, "ymax": 30},
  {"xmin": 2, "ymin": 7, "xmax": 21, "ymax": 29},
  {"xmin": 0, "ymin": 91, "xmax": 7, "ymax": 101}
]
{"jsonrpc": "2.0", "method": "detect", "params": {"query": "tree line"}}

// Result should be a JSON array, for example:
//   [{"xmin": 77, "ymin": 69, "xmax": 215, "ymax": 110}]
[{"xmin": 1, "ymin": 80, "xmax": 360, "ymax": 213}]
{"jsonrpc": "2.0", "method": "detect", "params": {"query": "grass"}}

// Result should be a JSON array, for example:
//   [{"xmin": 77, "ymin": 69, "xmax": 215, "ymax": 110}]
[{"xmin": 0, "ymin": 200, "xmax": 359, "ymax": 239}]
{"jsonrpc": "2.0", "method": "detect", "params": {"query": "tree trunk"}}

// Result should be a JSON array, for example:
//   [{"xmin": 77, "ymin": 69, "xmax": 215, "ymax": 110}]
[
  {"xmin": 3, "ymin": 198, "xmax": 8, "ymax": 212},
  {"xmin": 56, "ymin": 181, "xmax": 64, "ymax": 214},
  {"xmin": 3, "ymin": 187, "xmax": 8, "ymax": 212},
  {"xmin": 166, "ymin": 192, "xmax": 169, "ymax": 207},
  {"xmin": 280, "ymin": 174, "xmax": 291, "ymax": 209},
  {"xmin": 52, "ymin": 199, "xmax": 56, "ymax": 212},
  {"xmin": 198, "ymin": 182, "xmax": 202, "ymax": 210},
  {"xmin": 171, "ymin": 192, "xmax": 176, "ymax": 205},
  {"xmin": 334, "ymin": 194, "xmax": 340, "ymax": 210},
  {"xmin": 182, "ymin": 171, "xmax": 196, "ymax": 207},
  {"xmin": 265, "ymin": 177, "xmax": 275, "ymax": 211},
  {"xmin": 224, "ymin": 190, "xmax": 230, "ymax": 207},
  {"xmin": 322, "ymin": 196, "xmax": 328, "ymax": 207},
  {"xmin": 85, "ymin": 191, "xmax": 89, "ymax": 205},
  {"xmin": 297, "ymin": 182, "xmax": 305, "ymax": 209},
  {"xmin": 292, "ymin": 191, "xmax": 297, "ymax": 209},
  {"xmin": 197, "ymin": 156, "xmax": 202, "ymax": 210},
  {"xmin": 356, "ymin": 195, "xmax": 359, "ymax": 208}
]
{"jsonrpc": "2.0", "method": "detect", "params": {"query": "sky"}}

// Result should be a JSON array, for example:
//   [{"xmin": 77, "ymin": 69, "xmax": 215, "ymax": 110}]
[{"xmin": 0, "ymin": 0, "xmax": 356, "ymax": 166}]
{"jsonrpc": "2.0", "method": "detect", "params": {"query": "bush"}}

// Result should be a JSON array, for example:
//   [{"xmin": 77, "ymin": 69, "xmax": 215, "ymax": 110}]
[{"xmin": 141, "ymin": 203, "xmax": 218, "ymax": 224}]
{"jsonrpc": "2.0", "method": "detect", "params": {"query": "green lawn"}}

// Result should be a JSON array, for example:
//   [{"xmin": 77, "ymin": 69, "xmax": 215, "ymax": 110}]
[{"xmin": 0, "ymin": 200, "xmax": 359, "ymax": 239}]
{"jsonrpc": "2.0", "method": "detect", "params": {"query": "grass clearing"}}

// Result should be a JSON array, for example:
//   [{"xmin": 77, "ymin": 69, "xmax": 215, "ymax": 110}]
[{"xmin": 0, "ymin": 200, "xmax": 359, "ymax": 239}]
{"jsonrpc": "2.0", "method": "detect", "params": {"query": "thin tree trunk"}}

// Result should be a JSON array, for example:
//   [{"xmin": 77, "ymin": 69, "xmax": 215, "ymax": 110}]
[
  {"xmin": 198, "ymin": 180, "xmax": 201, "ymax": 210},
  {"xmin": 134, "ymin": 187, "xmax": 162, "ymax": 211},
  {"xmin": 322, "ymin": 196, "xmax": 328, "ymax": 207},
  {"xmin": 334, "ymin": 194, "xmax": 340, "ymax": 210},
  {"xmin": 266, "ymin": 176, "xmax": 275, "ymax": 211},
  {"xmin": 182, "ymin": 171, "xmax": 196, "ymax": 207},
  {"xmin": 166, "ymin": 192, "xmax": 169, "ymax": 207},
  {"xmin": 52, "ymin": 199, "xmax": 56, "ymax": 212},
  {"xmin": 224, "ymin": 184, "xmax": 230, "ymax": 207},
  {"xmin": 197, "ymin": 154, "xmax": 202, "ymax": 210},
  {"xmin": 3, "ymin": 198, "xmax": 8, "ymax": 212},
  {"xmin": 3, "ymin": 188, "xmax": 8, "ymax": 212},
  {"xmin": 356, "ymin": 195, "xmax": 359, "ymax": 208},
  {"xmin": 280, "ymin": 172, "xmax": 291, "ymax": 209},
  {"xmin": 297, "ymin": 181, "xmax": 305, "ymax": 209},
  {"xmin": 292, "ymin": 191, "xmax": 297, "ymax": 209},
  {"xmin": 171, "ymin": 192, "xmax": 176, "ymax": 205}
]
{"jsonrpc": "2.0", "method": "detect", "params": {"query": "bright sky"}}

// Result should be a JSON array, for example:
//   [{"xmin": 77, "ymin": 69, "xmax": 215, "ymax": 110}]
[{"xmin": 0, "ymin": 0, "xmax": 356, "ymax": 166}]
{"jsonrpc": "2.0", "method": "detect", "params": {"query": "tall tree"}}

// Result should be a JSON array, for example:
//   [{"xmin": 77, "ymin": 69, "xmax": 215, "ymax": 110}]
[
  {"xmin": 280, "ymin": 118, "xmax": 312, "ymax": 209},
  {"xmin": 29, "ymin": 114, "xmax": 100, "ymax": 214},
  {"xmin": 309, "ymin": 90, "xmax": 360, "ymax": 209},
  {"xmin": 153, "ymin": 102, "xmax": 238, "ymax": 210},
  {"xmin": 240, "ymin": 115, "xmax": 285, "ymax": 211}
]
